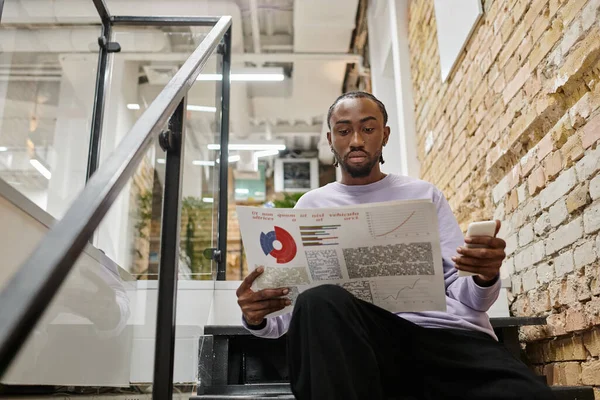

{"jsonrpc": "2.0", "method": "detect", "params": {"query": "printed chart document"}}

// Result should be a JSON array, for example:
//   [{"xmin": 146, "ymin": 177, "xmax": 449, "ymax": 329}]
[{"xmin": 237, "ymin": 200, "xmax": 447, "ymax": 316}]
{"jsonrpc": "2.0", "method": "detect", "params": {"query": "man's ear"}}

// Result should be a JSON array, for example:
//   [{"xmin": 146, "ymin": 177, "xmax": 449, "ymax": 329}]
[
  {"xmin": 383, "ymin": 126, "xmax": 390, "ymax": 146},
  {"xmin": 327, "ymin": 131, "xmax": 332, "ymax": 147}
]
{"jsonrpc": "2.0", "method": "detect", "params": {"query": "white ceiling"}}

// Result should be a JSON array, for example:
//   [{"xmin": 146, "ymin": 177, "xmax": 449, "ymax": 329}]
[
  {"xmin": 293, "ymin": 0, "xmax": 359, "ymax": 53},
  {"xmin": 2, "ymin": 0, "xmax": 360, "ymax": 133},
  {"xmin": 241, "ymin": 0, "xmax": 359, "ymax": 145}
]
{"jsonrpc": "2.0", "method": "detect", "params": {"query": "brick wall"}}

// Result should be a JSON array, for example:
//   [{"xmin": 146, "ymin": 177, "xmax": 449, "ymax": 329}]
[{"xmin": 407, "ymin": 0, "xmax": 600, "ymax": 394}]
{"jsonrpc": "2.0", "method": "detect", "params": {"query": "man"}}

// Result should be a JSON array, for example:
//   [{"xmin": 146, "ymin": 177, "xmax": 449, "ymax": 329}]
[{"xmin": 236, "ymin": 92, "xmax": 554, "ymax": 400}]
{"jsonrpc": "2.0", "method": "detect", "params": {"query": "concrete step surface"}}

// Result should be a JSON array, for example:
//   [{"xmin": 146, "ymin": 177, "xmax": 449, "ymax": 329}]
[{"xmin": 192, "ymin": 385, "xmax": 595, "ymax": 400}]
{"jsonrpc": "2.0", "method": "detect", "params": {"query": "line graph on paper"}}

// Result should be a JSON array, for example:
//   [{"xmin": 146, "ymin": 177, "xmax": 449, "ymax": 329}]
[
  {"xmin": 366, "ymin": 208, "xmax": 431, "ymax": 239},
  {"xmin": 381, "ymin": 278, "xmax": 421, "ymax": 300},
  {"xmin": 370, "ymin": 279, "xmax": 441, "ymax": 312}
]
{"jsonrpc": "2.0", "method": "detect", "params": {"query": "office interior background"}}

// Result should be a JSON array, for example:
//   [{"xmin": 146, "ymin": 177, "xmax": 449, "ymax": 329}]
[{"xmin": 1, "ymin": 0, "xmax": 600, "ymax": 398}]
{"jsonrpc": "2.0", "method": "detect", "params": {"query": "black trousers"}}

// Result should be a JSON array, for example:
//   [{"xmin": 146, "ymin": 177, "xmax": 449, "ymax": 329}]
[{"xmin": 287, "ymin": 285, "xmax": 555, "ymax": 400}]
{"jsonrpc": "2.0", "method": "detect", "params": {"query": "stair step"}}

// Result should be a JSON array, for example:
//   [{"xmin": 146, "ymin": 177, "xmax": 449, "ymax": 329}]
[
  {"xmin": 191, "ymin": 396, "xmax": 295, "ymax": 400},
  {"xmin": 550, "ymin": 386, "xmax": 595, "ymax": 400},
  {"xmin": 192, "ymin": 385, "xmax": 595, "ymax": 400},
  {"xmin": 194, "ymin": 383, "xmax": 293, "ymax": 399},
  {"xmin": 197, "ymin": 324, "xmax": 594, "ymax": 400}
]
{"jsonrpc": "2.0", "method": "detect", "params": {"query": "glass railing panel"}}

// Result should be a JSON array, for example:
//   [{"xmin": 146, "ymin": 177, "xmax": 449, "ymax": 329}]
[
  {"xmin": 91, "ymin": 24, "xmax": 224, "ymax": 391},
  {"xmin": 1, "ymin": 16, "xmax": 231, "ymax": 396},
  {"xmin": 94, "ymin": 24, "xmax": 217, "ymax": 280},
  {"xmin": 171, "ymin": 55, "xmax": 222, "ymax": 390},
  {"xmin": 178, "ymin": 55, "xmax": 222, "ymax": 283},
  {"xmin": 0, "ymin": 177, "xmax": 139, "ymax": 393},
  {"xmin": 0, "ymin": 24, "xmax": 101, "ymax": 219},
  {"xmin": 2, "ymin": 0, "xmax": 101, "ymax": 25}
]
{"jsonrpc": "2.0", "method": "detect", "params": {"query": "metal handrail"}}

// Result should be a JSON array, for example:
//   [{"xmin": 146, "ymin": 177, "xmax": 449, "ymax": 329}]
[
  {"xmin": 111, "ymin": 15, "xmax": 222, "ymax": 26},
  {"xmin": 0, "ymin": 15, "xmax": 232, "ymax": 379}
]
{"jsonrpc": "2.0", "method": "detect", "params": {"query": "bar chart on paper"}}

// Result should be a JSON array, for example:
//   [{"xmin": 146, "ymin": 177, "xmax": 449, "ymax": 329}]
[
  {"xmin": 366, "ymin": 208, "xmax": 431, "ymax": 239},
  {"xmin": 299, "ymin": 225, "xmax": 341, "ymax": 247}
]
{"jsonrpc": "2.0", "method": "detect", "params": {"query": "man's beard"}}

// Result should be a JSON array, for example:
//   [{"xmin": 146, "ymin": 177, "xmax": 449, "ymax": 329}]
[{"xmin": 333, "ymin": 148, "xmax": 381, "ymax": 178}]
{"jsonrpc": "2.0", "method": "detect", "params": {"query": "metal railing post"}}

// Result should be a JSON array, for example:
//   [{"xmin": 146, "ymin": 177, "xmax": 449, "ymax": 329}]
[
  {"xmin": 87, "ymin": 0, "xmax": 115, "ymax": 180},
  {"xmin": 152, "ymin": 97, "xmax": 187, "ymax": 399},
  {"xmin": 216, "ymin": 27, "xmax": 232, "ymax": 281}
]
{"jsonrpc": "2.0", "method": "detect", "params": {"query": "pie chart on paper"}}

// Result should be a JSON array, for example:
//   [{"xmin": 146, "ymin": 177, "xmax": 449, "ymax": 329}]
[{"xmin": 260, "ymin": 226, "xmax": 297, "ymax": 264}]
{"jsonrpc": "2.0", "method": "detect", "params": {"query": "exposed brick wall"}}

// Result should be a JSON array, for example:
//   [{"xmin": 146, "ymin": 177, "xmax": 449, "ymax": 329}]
[{"xmin": 408, "ymin": 0, "xmax": 600, "ymax": 393}]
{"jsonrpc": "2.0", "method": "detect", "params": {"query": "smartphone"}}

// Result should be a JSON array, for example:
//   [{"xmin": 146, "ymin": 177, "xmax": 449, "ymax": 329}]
[{"xmin": 457, "ymin": 221, "xmax": 497, "ymax": 277}]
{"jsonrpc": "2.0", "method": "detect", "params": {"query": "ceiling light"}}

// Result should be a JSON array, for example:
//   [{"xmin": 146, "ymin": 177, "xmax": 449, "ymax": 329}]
[
  {"xmin": 202, "ymin": 197, "xmax": 214, "ymax": 203},
  {"xmin": 187, "ymin": 105, "xmax": 217, "ymax": 112},
  {"xmin": 197, "ymin": 74, "xmax": 222, "ymax": 81},
  {"xmin": 197, "ymin": 67, "xmax": 285, "ymax": 82},
  {"xmin": 127, "ymin": 103, "xmax": 141, "ymax": 110},
  {"xmin": 235, "ymin": 188, "xmax": 250, "ymax": 194},
  {"xmin": 157, "ymin": 158, "xmax": 166, "ymax": 164},
  {"xmin": 208, "ymin": 144, "xmax": 286, "ymax": 151},
  {"xmin": 232, "ymin": 73, "xmax": 284, "ymax": 81},
  {"xmin": 192, "ymin": 160, "xmax": 215, "ymax": 166},
  {"xmin": 0, "ymin": 146, "xmax": 7, "ymax": 152},
  {"xmin": 215, "ymin": 155, "xmax": 241, "ymax": 163},
  {"xmin": 30, "ymin": 159, "xmax": 51, "ymax": 179},
  {"xmin": 254, "ymin": 149, "xmax": 280, "ymax": 158},
  {"xmin": 197, "ymin": 74, "xmax": 284, "ymax": 82}
]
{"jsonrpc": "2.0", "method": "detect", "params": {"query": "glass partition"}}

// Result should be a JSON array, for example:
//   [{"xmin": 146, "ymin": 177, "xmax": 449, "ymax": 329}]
[
  {"xmin": 0, "ymin": 25, "xmax": 101, "ymax": 218},
  {"xmin": 0, "ymin": 9, "xmax": 230, "ymax": 397},
  {"xmin": 0, "ymin": 173, "xmax": 140, "ymax": 391},
  {"xmin": 88, "ymin": 23, "xmax": 225, "ymax": 391},
  {"xmin": 94, "ymin": 25, "xmax": 221, "ymax": 282}
]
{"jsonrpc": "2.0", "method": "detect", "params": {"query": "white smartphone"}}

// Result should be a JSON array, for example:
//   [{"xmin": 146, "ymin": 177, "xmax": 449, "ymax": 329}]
[{"xmin": 457, "ymin": 220, "xmax": 497, "ymax": 277}]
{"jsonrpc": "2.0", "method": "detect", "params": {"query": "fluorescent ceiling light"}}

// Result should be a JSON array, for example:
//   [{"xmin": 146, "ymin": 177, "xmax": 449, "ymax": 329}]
[
  {"xmin": 254, "ymin": 191, "xmax": 265, "ymax": 196},
  {"xmin": 235, "ymin": 188, "xmax": 250, "ymax": 194},
  {"xmin": 0, "ymin": 146, "xmax": 7, "ymax": 152},
  {"xmin": 197, "ymin": 73, "xmax": 284, "ymax": 82},
  {"xmin": 254, "ymin": 149, "xmax": 280, "ymax": 158},
  {"xmin": 30, "ymin": 159, "xmax": 51, "ymax": 179},
  {"xmin": 208, "ymin": 144, "xmax": 286, "ymax": 151},
  {"xmin": 187, "ymin": 105, "xmax": 217, "ymax": 113},
  {"xmin": 157, "ymin": 158, "xmax": 166, "ymax": 164},
  {"xmin": 197, "ymin": 74, "xmax": 222, "ymax": 81},
  {"xmin": 233, "ymin": 73, "xmax": 284, "ymax": 81},
  {"xmin": 215, "ymin": 155, "xmax": 241, "ymax": 163},
  {"xmin": 202, "ymin": 197, "xmax": 214, "ymax": 203},
  {"xmin": 197, "ymin": 67, "xmax": 285, "ymax": 82},
  {"xmin": 127, "ymin": 103, "xmax": 141, "ymax": 110},
  {"xmin": 192, "ymin": 160, "xmax": 215, "ymax": 166}
]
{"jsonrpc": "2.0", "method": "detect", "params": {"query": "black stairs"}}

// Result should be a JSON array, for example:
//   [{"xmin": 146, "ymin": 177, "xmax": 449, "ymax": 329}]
[{"xmin": 192, "ymin": 318, "xmax": 595, "ymax": 400}]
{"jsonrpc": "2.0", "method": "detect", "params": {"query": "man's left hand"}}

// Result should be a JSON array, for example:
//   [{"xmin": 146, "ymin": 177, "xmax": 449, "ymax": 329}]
[{"xmin": 452, "ymin": 220, "xmax": 506, "ymax": 287}]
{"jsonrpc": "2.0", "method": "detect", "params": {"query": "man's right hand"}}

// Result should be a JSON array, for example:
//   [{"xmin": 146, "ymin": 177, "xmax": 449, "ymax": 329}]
[{"xmin": 236, "ymin": 267, "xmax": 291, "ymax": 327}]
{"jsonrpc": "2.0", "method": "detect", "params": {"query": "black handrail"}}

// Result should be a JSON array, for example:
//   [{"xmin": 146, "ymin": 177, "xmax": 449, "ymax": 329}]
[{"xmin": 0, "ymin": 15, "xmax": 232, "ymax": 383}]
